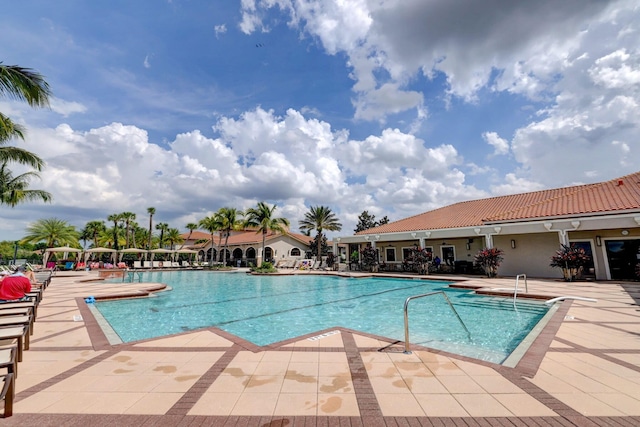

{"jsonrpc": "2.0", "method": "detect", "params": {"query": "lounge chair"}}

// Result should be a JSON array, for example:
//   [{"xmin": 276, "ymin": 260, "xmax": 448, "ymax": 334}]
[
  {"xmin": 64, "ymin": 262, "xmax": 75, "ymax": 270},
  {"xmin": 133, "ymin": 261, "xmax": 142, "ymax": 269},
  {"xmin": 0, "ymin": 372, "xmax": 14, "ymax": 417}
]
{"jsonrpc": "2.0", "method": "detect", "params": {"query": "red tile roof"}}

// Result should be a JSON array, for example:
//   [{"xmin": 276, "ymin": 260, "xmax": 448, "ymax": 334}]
[
  {"xmin": 358, "ymin": 171, "xmax": 640, "ymax": 234},
  {"xmin": 182, "ymin": 230, "xmax": 311, "ymax": 247}
]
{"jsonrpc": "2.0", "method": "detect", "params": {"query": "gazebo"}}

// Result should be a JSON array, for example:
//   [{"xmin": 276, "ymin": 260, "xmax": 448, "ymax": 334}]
[
  {"xmin": 43, "ymin": 246, "xmax": 82, "ymax": 268},
  {"xmin": 84, "ymin": 247, "xmax": 118, "ymax": 264}
]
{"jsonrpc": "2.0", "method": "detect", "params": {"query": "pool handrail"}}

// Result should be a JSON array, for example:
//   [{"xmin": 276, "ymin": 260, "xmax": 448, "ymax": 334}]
[
  {"xmin": 544, "ymin": 296, "xmax": 598, "ymax": 305},
  {"xmin": 403, "ymin": 291, "xmax": 471, "ymax": 354}
]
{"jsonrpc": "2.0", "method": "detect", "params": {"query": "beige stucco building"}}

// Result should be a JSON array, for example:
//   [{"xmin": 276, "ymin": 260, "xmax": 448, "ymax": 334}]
[{"xmin": 335, "ymin": 172, "xmax": 640, "ymax": 281}]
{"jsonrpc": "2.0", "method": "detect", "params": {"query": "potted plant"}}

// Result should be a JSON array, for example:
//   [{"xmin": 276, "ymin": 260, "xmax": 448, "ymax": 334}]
[
  {"xmin": 550, "ymin": 244, "xmax": 590, "ymax": 281},
  {"xmin": 474, "ymin": 247, "xmax": 504, "ymax": 277}
]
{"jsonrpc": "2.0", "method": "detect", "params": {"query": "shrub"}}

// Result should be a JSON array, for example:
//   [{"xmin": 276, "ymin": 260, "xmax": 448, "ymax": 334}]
[
  {"xmin": 550, "ymin": 244, "xmax": 590, "ymax": 281},
  {"xmin": 474, "ymin": 247, "xmax": 504, "ymax": 277},
  {"xmin": 251, "ymin": 261, "xmax": 277, "ymax": 274}
]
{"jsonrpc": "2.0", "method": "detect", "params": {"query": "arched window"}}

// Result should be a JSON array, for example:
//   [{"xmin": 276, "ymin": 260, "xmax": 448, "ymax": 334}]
[
  {"xmin": 290, "ymin": 248, "xmax": 301, "ymax": 256},
  {"xmin": 264, "ymin": 247, "xmax": 274, "ymax": 260},
  {"xmin": 232, "ymin": 248, "xmax": 243, "ymax": 259},
  {"xmin": 246, "ymin": 247, "xmax": 256, "ymax": 259}
]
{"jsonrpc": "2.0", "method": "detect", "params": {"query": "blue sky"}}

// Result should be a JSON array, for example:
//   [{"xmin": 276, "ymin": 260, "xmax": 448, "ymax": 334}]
[{"xmin": 1, "ymin": 0, "xmax": 639, "ymax": 241}]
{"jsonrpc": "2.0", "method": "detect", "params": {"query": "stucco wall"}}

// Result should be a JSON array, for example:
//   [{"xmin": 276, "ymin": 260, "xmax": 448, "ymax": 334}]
[{"xmin": 495, "ymin": 234, "xmax": 562, "ymax": 278}]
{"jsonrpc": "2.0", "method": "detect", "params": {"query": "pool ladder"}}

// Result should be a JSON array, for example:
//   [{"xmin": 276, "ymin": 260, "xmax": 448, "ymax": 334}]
[{"xmin": 403, "ymin": 291, "xmax": 471, "ymax": 354}]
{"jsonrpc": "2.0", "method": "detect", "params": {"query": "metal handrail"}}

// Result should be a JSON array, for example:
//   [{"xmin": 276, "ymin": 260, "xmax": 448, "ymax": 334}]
[
  {"xmin": 403, "ymin": 291, "xmax": 471, "ymax": 354},
  {"xmin": 513, "ymin": 274, "xmax": 528, "ymax": 310}
]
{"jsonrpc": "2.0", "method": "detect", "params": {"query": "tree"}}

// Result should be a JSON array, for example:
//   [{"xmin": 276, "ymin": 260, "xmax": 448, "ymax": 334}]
[
  {"xmin": 299, "ymin": 205, "xmax": 342, "ymax": 262},
  {"xmin": 199, "ymin": 214, "xmax": 222, "ymax": 266},
  {"xmin": 120, "ymin": 212, "xmax": 136, "ymax": 248},
  {"xmin": 0, "ymin": 161, "xmax": 51, "ymax": 206},
  {"xmin": 146, "ymin": 207, "xmax": 155, "ymax": 250},
  {"xmin": 21, "ymin": 218, "xmax": 79, "ymax": 248},
  {"xmin": 0, "ymin": 63, "xmax": 52, "ymax": 204},
  {"xmin": 107, "ymin": 213, "xmax": 123, "ymax": 251},
  {"xmin": 354, "ymin": 210, "xmax": 389, "ymax": 233},
  {"xmin": 218, "ymin": 207, "xmax": 243, "ymax": 266},
  {"xmin": 185, "ymin": 222, "xmax": 198, "ymax": 242},
  {"xmin": 81, "ymin": 220, "xmax": 106, "ymax": 249},
  {"xmin": 165, "ymin": 228, "xmax": 184, "ymax": 250},
  {"xmin": 155, "ymin": 222, "xmax": 169, "ymax": 248},
  {"xmin": 243, "ymin": 202, "xmax": 290, "ymax": 266},
  {"xmin": 0, "ymin": 63, "xmax": 51, "ymax": 166}
]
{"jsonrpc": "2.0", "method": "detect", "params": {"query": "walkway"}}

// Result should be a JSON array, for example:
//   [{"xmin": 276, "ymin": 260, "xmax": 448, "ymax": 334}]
[{"xmin": 2, "ymin": 271, "xmax": 639, "ymax": 426}]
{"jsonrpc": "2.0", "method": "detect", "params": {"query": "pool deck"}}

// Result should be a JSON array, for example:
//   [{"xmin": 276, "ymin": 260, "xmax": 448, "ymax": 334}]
[{"xmin": 2, "ymin": 269, "xmax": 639, "ymax": 426}]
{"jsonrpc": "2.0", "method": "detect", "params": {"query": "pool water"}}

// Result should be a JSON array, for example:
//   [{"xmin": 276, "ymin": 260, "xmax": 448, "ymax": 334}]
[{"xmin": 95, "ymin": 271, "xmax": 550, "ymax": 363}]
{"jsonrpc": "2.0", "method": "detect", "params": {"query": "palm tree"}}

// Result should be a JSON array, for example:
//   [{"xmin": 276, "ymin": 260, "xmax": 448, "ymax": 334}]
[
  {"xmin": 217, "ymin": 207, "xmax": 243, "ymax": 266},
  {"xmin": 166, "ymin": 228, "xmax": 184, "ymax": 250},
  {"xmin": 155, "ymin": 222, "xmax": 169, "ymax": 248},
  {"xmin": 107, "ymin": 213, "xmax": 123, "ymax": 250},
  {"xmin": 120, "ymin": 212, "xmax": 136, "ymax": 248},
  {"xmin": 81, "ymin": 220, "xmax": 106, "ymax": 249},
  {"xmin": 199, "ymin": 214, "xmax": 222, "ymax": 266},
  {"xmin": 146, "ymin": 207, "xmax": 155, "ymax": 250},
  {"xmin": 0, "ymin": 63, "xmax": 51, "ymax": 171},
  {"xmin": 243, "ymin": 202, "xmax": 290, "ymax": 266},
  {"xmin": 21, "ymin": 218, "xmax": 79, "ymax": 248},
  {"xmin": 0, "ymin": 161, "xmax": 51, "ymax": 206},
  {"xmin": 299, "ymin": 205, "xmax": 342, "ymax": 262},
  {"xmin": 185, "ymin": 222, "xmax": 198, "ymax": 244}
]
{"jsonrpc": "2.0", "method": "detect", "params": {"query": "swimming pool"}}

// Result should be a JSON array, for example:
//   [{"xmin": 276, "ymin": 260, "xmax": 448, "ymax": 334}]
[{"xmin": 94, "ymin": 271, "xmax": 550, "ymax": 363}]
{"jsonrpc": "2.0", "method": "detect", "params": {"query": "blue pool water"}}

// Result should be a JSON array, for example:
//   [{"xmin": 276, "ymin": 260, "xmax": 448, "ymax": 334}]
[{"xmin": 95, "ymin": 271, "xmax": 550, "ymax": 363}]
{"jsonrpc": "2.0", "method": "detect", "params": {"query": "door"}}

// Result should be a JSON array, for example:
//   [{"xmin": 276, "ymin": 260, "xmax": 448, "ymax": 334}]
[{"xmin": 605, "ymin": 239, "xmax": 640, "ymax": 280}]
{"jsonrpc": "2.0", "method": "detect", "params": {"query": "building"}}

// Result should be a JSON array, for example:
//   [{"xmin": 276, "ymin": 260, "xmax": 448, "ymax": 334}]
[
  {"xmin": 335, "ymin": 171, "xmax": 640, "ymax": 280},
  {"xmin": 180, "ymin": 229, "xmax": 312, "ymax": 267}
]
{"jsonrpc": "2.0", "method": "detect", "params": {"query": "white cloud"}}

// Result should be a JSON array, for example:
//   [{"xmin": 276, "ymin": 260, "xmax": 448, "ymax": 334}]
[
  {"xmin": 49, "ymin": 98, "xmax": 87, "ymax": 117},
  {"xmin": 214, "ymin": 24, "xmax": 227, "ymax": 38},
  {"xmin": 483, "ymin": 132, "xmax": 510, "ymax": 156}
]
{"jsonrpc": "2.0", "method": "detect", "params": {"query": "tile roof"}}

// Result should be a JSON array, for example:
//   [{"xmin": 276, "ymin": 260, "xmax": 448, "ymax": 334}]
[
  {"xmin": 182, "ymin": 230, "xmax": 312, "ymax": 247},
  {"xmin": 358, "ymin": 171, "xmax": 640, "ymax": 234}
]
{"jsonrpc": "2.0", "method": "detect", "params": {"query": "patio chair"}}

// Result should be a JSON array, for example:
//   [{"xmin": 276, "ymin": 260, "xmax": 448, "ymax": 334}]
[{"xmin": 0, "ymin": 372, "xmax": 14, "ymax": 417}]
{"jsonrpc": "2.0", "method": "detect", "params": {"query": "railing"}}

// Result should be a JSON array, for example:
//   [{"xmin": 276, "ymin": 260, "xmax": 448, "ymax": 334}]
[
  {"xmin": 544, "ymin": 296, "xmax": 598, "ymax": 305},
  {"xmin": 403, "ymin": 291, "xmax": 471, "ymax": 354},
  {"xmin": 491, "ymin": 274, "xmax": 528, "ymax": 311}
]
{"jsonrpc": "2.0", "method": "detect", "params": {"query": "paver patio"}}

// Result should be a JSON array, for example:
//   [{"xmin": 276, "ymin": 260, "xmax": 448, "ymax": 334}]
[{"xmin": 1, "ymin": 270, "xmax": 639, "ymax": 426}]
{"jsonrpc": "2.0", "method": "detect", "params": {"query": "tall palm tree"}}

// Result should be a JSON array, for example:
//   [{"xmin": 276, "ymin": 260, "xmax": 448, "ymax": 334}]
[
  {"xmin": 199, "ymin": 214, "xmax": 222, "ymax": 266},
  {"xmin": 155, "ymin": 222, "xmax": 169, "ymax": 248},
  {"xmin": 107, "ymin": 213, "xmax": 123, "ymax": 250},
  {"xmin": 185, "ymin": 222, "xmax": 198, "ymax": 244},
  {"xmin": 243, "ymin": 202, "xmax": 290, "ymax": 266},
  {"xmin": 81, "ymin": 220, "xmax": 106, "ymax": 249},
  {"xmin": 166, "ymin": 228, "xmax": 184, "ymax": 250},
  {"xmin": 0, "ymin": 161, "xmax": 51, "ymax": 206},
  {"xmin": 299, "ymin": 205, "xmax": 342, "ymax": 262},
  {"xmin": 0, "ymin": 63, "xmax": 51, "ymax": 171},
  {"xmin": 21, "ymin": 218, "xmax": 79, "ymax": 248},
  {"xmin": 120, "ymin": 212, "xmax": 136, "ymax": 248},
  {"xmin": 217, "ymin": 207, "xmax": 243, "ymax": 266},
  {"xmin": 146, "ymin": 207, "xmax": 155, "ymax": 250}
]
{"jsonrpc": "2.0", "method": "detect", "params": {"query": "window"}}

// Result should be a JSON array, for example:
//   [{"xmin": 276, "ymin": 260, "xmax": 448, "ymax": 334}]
[
  {"xmin": 291, "ymin": 248, "xmax": 301, "ymax": 256},
  {"xmin": 402, "ymin": 247, "xmax": 412, "ymax": 260},
  {"xmin": 385, "ymin": 247, "xmax": 396, "ymax": 262}
]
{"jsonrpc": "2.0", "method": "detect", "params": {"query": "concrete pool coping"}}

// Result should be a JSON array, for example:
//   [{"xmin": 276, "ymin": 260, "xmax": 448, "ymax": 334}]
[{"xmin": 3, "ymin": 270, "xmax": 639, "ymax": 426}]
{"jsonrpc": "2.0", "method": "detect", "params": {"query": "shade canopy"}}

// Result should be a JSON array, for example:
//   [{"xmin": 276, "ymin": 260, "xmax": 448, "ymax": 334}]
[
  {"xmin": 118, "ymin": 248, "xmax": 149, "ymax": 261},
  {"xmin": 84, "ymin": 246, "xmax": 118, "ymax": 263},
  {"xmin": 43, "ymin": 246, "xmax": 82, "ymax": 265},
  {"xmin": 149, "ymin": 249, "xmax": 174, "ymax": 253},
  {"xmin": 175, "ymin": 249, "xmax": 198, "ymax": 254}
]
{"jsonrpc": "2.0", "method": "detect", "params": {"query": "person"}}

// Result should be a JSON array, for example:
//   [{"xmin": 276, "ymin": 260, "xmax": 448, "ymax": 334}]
[
  {"xmin": 433, "ymin": 256, "xmax": 441, "ymax": 270},
  {"xmin": 0, "ymin": 265, "xmax": 32, "ymax": 301}
]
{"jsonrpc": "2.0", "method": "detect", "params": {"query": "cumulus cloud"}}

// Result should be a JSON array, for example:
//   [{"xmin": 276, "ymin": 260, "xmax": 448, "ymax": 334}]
[
  {"xmin": 15, "ymin": 107, "xmax": 487, "ymax": 237},
  {"xmin": 483, "ymin": 132, "xmax": 510, "ymax": 156},
  {"xmin": 49, "ymin": 98, "xmax": 87, "ymax": 117}
]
